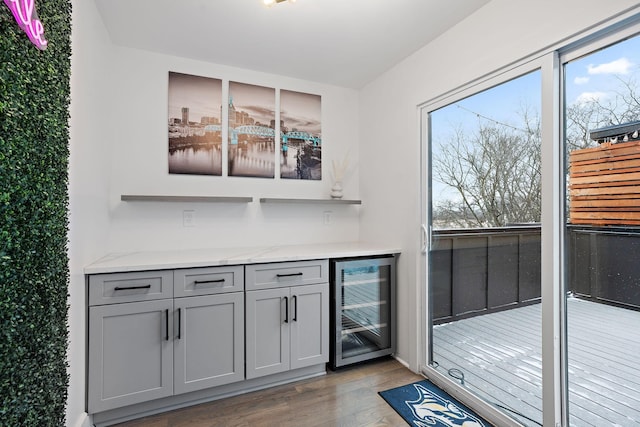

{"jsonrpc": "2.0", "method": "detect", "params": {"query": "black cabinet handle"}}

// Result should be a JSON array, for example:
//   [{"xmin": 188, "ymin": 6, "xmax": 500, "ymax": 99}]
[
  {"xmin": 292, "ymin": 295, "xmax": 297, "ymax": 322},
  {"xmin": 177, "ymin": 308, "xmax": 181, "ymax": 339},
  {"xmin": 284, "ymin": 296, "xmax": 289, "ymax": 323},
  {"xmin": 114, "ymin": 284, "xmax": 151, "ymax": 291},
  {"xmin": 194, "ymin": 279, "xmax": 225, "ymax": 285},
  {"xmin": 276, "ymin": 272, "xmax": 303, "ymax": 278},
  {"xmin": 165, "ymin": 309, "xmax": 169, "ymax": 341}
]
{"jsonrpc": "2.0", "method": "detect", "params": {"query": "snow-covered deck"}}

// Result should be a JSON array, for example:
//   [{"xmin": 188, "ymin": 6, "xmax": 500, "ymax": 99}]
[{"xmin": 432, "ymin": 297, "xmax": 640, "ymax": 426}]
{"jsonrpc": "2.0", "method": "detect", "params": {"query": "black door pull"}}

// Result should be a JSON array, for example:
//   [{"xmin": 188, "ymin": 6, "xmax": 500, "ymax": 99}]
[
  {"xmin": 277, "ymin": 272, "xmax": 303, "ymax": 278},
  {"xmin": 177, "ymin": 308, "xmax": 181, "ymax": 339},
  {"xmin": 165, "ymin": 309, "xmax": 169, "ymax": 341},
  {"xmin": 292, "ymin": 295, "xmax": 297, "ymax": 322},
  {"xmin": 284, "ymin": 296, "xmax": 289, "ymax": 323},
  {"xmin": 194, "ymin": 279, "xmax": 225, "ymax": 285},
  {"xmin": 114, "ymin": 284, "xmax": 151, "ymax": 291}
]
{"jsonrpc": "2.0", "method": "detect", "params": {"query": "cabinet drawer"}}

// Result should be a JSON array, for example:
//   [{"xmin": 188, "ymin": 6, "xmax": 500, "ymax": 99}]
[
  {"xmin": 88, "ymin": 270, "xmax": 173, "ymax": 306},
  {"xmin": 245, "ymin": 260, "xmax": 328, "ymax": 291},
  {"xmin": 174, "ymin": 265, "xmax": 244, "ymax": 297}
]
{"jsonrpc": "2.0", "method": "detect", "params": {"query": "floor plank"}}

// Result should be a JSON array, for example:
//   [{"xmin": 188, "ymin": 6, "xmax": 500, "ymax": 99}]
[{"xmin": 112, "ymin": 358, "xmax": 423, "ymax": 427}]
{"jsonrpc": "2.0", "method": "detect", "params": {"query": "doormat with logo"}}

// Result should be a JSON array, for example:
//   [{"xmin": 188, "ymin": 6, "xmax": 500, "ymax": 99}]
[{"xmin": 379, "ymin": 380, "xmax": 490, "ymax": 426}]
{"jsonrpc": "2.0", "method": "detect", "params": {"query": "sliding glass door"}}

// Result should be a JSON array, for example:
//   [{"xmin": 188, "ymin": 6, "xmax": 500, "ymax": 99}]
[
  {"xmin": 422, "ymin": 14, "xmax": 640, "ymax": 427},
  {"xmin": 563, "ymin": 32, "xmax": 640, "ymax": 426},
  {"xmin": 427, "ymin": 71, "xmax": 543, "ymax": 426}
]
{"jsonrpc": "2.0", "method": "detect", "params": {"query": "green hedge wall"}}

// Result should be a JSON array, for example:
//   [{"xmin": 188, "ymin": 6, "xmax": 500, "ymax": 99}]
[{"xmin": 0, "ymin": 1, "xmax": 72, "ymax": 425}]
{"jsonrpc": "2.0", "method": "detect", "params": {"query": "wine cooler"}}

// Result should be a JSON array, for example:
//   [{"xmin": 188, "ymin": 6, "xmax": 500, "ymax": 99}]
[{"xmin": 330, "ymin": 255, "xmax": 396, "ymax": 369}]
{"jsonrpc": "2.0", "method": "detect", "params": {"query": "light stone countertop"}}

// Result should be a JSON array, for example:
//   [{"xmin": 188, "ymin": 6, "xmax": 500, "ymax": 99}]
[{"xmin": 84, "ymin": 242, "xmax": 401, "ymax": 274}]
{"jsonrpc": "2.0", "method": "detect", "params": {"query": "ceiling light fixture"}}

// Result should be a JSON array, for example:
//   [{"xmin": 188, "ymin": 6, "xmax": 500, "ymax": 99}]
[{"xmin": 263, "ymin": 0, "xmax": 296, "ymax": 7}]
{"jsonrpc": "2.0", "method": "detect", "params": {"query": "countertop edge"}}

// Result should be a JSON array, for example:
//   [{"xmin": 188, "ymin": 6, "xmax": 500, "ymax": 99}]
[{"xmin": 84, "ymin": 243, "xmax": 401, "ymax": 275}]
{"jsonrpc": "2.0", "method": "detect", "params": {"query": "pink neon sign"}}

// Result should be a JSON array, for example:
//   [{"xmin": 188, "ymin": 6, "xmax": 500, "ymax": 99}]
[{"xmin": 4, "ymin": 0, "xmax": 47, "ymax": 50}]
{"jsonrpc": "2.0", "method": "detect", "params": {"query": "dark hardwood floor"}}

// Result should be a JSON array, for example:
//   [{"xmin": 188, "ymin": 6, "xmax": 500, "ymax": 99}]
[{"xmin": 113, "ymin": 358, "xmax": 422, "ymax": 427}]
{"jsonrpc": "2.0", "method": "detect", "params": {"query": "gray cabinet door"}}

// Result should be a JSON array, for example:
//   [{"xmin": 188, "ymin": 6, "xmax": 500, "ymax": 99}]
[
  {"xmin": 88, "ymin": 299, "xmax": 173, "ymax": 413},
  {"xmin": 173, "ymin": 293, "xmax": 245, "ymax": 394},
  {"xmin": 245, "ymin": 287, "xmax": 290, "ymax": 379},
  {"xmin": 290, "ymin": 283, "xmax": 329, "ymax": 370}
]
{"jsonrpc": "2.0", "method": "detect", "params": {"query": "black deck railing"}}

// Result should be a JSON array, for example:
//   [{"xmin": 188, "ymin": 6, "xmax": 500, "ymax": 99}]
[
  {"xmin": 568, "ymin": 225, "xmax": 640, "ymax": 310},
  {"xmin": 431, "ymin": 225, "xmax": 541, "ymax": 324},
  {"xmin": 431, "ymin": 224, "xmax": 640, "ymax": 324}
]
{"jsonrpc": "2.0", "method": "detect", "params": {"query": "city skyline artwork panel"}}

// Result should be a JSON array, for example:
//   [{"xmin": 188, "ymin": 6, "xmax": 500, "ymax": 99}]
[
  {"xmin": 280, "ymin": 90, "xmax": 321, "ymax": 180},
  {"xmin": 228, "ymin": 81, "xmax": 276, "ymax": 178},
  {"xmin": 168, "ymin": 71, "xmax": 223, "ymax": 176}
]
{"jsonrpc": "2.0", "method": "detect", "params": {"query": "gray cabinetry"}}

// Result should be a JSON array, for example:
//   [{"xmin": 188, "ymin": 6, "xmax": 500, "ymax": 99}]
[
  {"xmin": 89, "ymin": 270, "xmax": 173, "ymax": 306},
  {"xmin": 290, "ymin": 283, "xmax": 329, "ymax": 369},
  {"xmin": 245, "ymin": 287, "xmax": 290, "ymax": 378},
  {"xmin": 245, "ymin": 259, "xmax": 329, "ymax": 291},
  {"xmin": 173, "ymin": 265, "xmax": 245, "ymax": 394},
  {"xmin": 88, "ymin": 299, "xmax": 174, "ymax": 413},
  {"xmin": 88, "ymin": 266, "xmax": 245, "ymax": 413},
  {"xmin": 245, "ymin": 260, "xmax": 329, "ymax": 380},
  {"xmin": 173, "ymin": 292, "xmax": 244, "ymax": 394},
  {"xmin": 174, "ymin": 265, "xmax": 243, "ymax": 297}
]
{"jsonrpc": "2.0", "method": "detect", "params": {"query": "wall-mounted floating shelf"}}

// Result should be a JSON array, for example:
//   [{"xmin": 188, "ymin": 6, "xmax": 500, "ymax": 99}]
[
  {"xmin": 121, "ymin": 195, "xmax": 254, "ymax": 203},
  {"xmin": 259, "ymin": 198, "xmax": 362, "ymax": 205}
]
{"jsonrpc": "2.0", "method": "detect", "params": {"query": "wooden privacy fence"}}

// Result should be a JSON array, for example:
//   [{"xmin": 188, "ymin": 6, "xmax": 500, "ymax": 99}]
[{"xmin": 569, "ymin": 123, "xmax": 640, "ymax": 226}]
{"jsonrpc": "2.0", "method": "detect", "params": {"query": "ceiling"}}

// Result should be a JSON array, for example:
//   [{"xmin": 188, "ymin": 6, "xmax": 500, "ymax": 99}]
[{"xmin": 94, "ymin": 0, "xmax": 489, "ymax": 89}]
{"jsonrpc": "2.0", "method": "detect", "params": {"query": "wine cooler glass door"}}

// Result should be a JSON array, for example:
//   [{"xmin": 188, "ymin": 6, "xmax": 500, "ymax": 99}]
[{"xmin": 333, "ymin": 257, "xmax": 395, "ymax": 367}]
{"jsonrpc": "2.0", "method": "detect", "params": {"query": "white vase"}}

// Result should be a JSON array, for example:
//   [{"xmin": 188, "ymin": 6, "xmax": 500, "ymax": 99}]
[{"xmin": 330, "ymin": 181, "xmax": 343, "ymax": 199}]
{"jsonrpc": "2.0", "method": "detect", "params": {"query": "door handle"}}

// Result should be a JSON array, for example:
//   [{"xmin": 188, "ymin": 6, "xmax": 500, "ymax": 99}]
[
  {"xmin": 114, "ymin": 284, "xmax": 151, "ymax": 291},
  {"xmin": 194, "ymin": 279, "xmax": 225, "ymax": 285},
  {"xmin": 165, "ymin": 309, "xmax": 169, "ymax": 341},
  {"xmin": 284, "ymin": 296, "xmax": 289, "ymax": 323},
  {"xmin": 421, "ymin": 224, "xmax": 428, "ymax": 253},
  {"xmin": 176, "ymin": 307, "xmax": 181, "ymax": 339},
  {"xmin": 277, "ymin": 272, "xmax": 303, "ymax": 278},
  {"xmin": 292, "ymin": 295, "xmax": 297, "ymax": 322}
]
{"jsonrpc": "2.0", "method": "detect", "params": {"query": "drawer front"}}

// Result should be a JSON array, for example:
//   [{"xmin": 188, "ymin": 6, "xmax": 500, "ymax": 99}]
[
  {"xmin": 245, "ymin": 260, "xmax": 328, "ymax": 291},
  {"xmin": 88, "ymin": 270, "xmax": 173, "ymax": 306},
  {"xmin": 174, "ymin": 265, "xmax": 244, "ymax": 297}
]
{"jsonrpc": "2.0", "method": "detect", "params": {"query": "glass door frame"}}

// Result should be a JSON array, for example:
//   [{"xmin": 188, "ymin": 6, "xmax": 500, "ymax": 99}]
[
  {"xmin": 419, "ymin": 56, "xmax": 554, "ymax": 427},
  {"xmin": 556, "ymin": 16, "xmax": 640, "ymax": 427}
]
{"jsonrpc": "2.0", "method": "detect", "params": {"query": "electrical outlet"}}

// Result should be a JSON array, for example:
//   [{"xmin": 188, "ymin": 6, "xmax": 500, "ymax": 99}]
[
  {"xmin": 323, "ymin": 211, "xmax": 332, "ymax": 225},
  {"xmin": 183, "ymin": 210, "xmax": 196, "ymax": 227}
]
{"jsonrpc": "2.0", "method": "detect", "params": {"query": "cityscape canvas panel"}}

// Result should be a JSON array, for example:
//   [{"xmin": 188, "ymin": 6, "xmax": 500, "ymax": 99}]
[
  {"xmin": 280, "ymin": 90, "xmax": 321, "ymax": 180},
  {"xmin": 228, "ymin": 81, "xmax": 276, "ymax": 178},
  {"xmin": 168, "ymin": 72, "xmax": 223, "ymax": 175}
]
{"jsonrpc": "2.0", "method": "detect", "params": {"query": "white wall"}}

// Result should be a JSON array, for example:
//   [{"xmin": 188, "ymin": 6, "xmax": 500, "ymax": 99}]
[
  {"xmin": 69, "ymin": 1, "xmax": 360, "ymax": 425},
  {"xmin": 359, "ymin": 0, "xmax": 640, "ymax": 371},
  {"xmin": 104, "ymin": 48, "xmax": 361, "ymax": 253},
  {"xmin": 68, "ymin": 1, "xmax": 114, "ymax": 426},
  {"xmin": 69, "ymin": 0, "xmax": 640, "ymax": 425}
]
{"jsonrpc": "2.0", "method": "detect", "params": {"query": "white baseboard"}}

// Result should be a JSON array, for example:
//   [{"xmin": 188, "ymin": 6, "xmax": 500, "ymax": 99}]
[
  {"xmin": 68, "ymin": 412, "xmax": 91, "ymax": 427},
  {"xmin": 392, "ymin": 354, "xmax": 413, "ymax": 371}
]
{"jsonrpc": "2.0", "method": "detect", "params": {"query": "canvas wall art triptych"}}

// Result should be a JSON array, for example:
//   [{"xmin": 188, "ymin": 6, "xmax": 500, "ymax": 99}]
[{"xmin": 168, "ymin": 71, "xmax": 321, "ymax": 180}]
